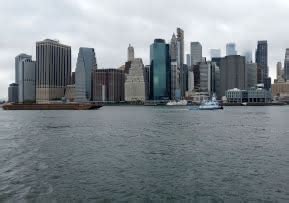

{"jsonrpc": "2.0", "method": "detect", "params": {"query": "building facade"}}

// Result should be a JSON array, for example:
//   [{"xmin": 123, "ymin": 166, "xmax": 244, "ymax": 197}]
[
  {"xmin": 150, "ymin": 39, "xmax": 171, "ymax": 100},
  {"xmin": 226, "ymin": 43, "xmax": 237, "ymax": 56},
  {"xmin": 8, "ymin": 83, "xmax": 19, "ymax": 103},
  {"xmin": 15, "ymin": 54, "xmax": 32, "ymax": 84},
  {"xmin": 190, "ymin": 42, "xmax": 202, "ymax": 65},
  {"xmin": 246, "ymin": 63, "xmax": 257, "ymax": 88},
  {"xmin": 176, "ymin": 28, "xmax": 184, "ymax": 65},
  {"xmin": 128, "ymin": 44, "xmax": 134, "ymax": 62},
  {"xmin": 36, "ymin": 39, "xmax": 71, "ymax": 103},
  {"xmin": 170, "ymin": 61, "xmax": 181, "ymax": 100},
  {"xmin": 92, "ymin": 69, "xmax": 125, "ymax": 102},
  {"xmin": 284, "ymin": 49, "xmax": 289, "ymax": 81},
  {"xmin": 220, "ymin": 55, "xmax": 247, "ymax": 97},
  {"xmin": 210, "ymin": 49, "xmax": 221, "ymax": 59},
  {"xmin": 125, "ymin": 58, "xmax": 147, "ymax": 102},
  {"xmin": 255, "ymin": 40, "xmax": 268, "ymax": 81},
  {"xmin": 75, "ymin": 47, "xmax": 97, "ymax": 102},
  {"xmin": 18, "ymin": 59, "xmax": 36, "ymax": 103}
]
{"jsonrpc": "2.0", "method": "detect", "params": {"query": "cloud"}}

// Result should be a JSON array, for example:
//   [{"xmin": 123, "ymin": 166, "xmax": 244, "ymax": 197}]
[{"xmin": 0, "ymin": 0, "xmax": 288, "ymax": 98}]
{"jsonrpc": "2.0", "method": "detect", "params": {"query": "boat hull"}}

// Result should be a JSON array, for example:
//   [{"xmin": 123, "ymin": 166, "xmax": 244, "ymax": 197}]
[
  {"xmin": 199, "ymin": 106, "xmax": 223, "ymax": 110},
  {"xmin": 2, "ymin": 103, "xmax": 102, "ymax": 110}
]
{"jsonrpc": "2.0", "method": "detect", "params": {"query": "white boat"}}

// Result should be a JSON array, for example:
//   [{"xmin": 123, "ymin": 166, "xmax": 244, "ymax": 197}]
[
  {"xmin": 198, "ymin": 96, "xmax": 223, "ymax": 110},
  {"xmin": 166, "ymin": 100, "xmax": 188, "ymax": 106}
]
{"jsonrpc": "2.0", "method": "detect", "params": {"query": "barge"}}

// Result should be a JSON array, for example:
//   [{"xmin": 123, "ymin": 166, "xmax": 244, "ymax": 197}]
[{"xmin": 2, "ymin": 103, "xmax": 102, "ymax": 110}]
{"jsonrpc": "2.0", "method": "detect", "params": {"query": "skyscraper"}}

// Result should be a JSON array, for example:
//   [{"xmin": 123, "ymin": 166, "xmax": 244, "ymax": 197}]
[
  {"xmin": 170, "ymin": 34, "xmax": 178, "ymax": 62},
  {"xmin": 36, "ymin": 39, "xmax": 71, "ymax": 103},
  {"xmin": 18, "ymin": 59, "xmax": 36, "ymax": 103},
  {"xmin": 210, "ymin": 49, "xmax": 221, "ymax": 59},
  {"xmin": 176, "ymin": 28, "xmax": 184, "ymax": 65},
  {"xmin": 92, "ymin": 69, "xmax": 125, "ymax": 102},
  {"xmin": 170, "ymin": 61, "xmax": 181, "ymax": 100},
  {"xmin": 15, "ymin": 54, "xmax": 32, "ymax": 84},
  {"xmin": 186, "ymin": 54, "xmax": 191, "ymax": 67},
  {"xmin": 246, "ymin": 63, "xmax": 257, "ymax": 88},
  {"xmin": 190, "ymin": 42, "xmax": 202, "ymax": 65},
  {"xmin": 150, "ymin": 39, "xmax": 171, "ymax": 100},
  {"xmin": 220, "ymin": 55, "xmax": 247, "ymax": 96},
  {"xmin": 125, "ymin": 58, "xmax": 147, "ymax": 102},
  {"xmin": 284, "ymin": 49, "xmax": 289, "ymax": 81},
  {"xmin": 128, "ymin": 44, "xmax": 134, "ymax": 62},
  {"xmin": 276, "ymin": 62, "xmax": 283, "ymax": 80},
  {"xmin": 226, "ymin": 43, "xmax": 237, "ymax": 56},
  {"xmin": 244, "ymin": 51, "xmax": 253, "ymax": 63},
  {"xmin": 75, "ymin": 47, "xmax": 97, "ymax": 102},
  {"xmin": 255, "ymin": 40, "xmax": 268, "ymax": 81}
]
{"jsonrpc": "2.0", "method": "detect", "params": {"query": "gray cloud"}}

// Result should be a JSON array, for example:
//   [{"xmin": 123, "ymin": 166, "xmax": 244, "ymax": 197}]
[{"xmin": 0, "ymin": 0, "xmax": 288, "ymax": 99}]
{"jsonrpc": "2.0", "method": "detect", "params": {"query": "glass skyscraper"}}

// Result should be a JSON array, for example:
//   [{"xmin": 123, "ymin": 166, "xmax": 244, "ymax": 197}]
[
  {"xmin": 255, "ymin": 40, "xmax": 268, "ymax": 81},
  {"xmin": 75, "ymin": 47, "xmax": 97, "ymax": 102},
  {"xmin": 150, "ymin": 39, "xmax": 171, "ymax": 100}
]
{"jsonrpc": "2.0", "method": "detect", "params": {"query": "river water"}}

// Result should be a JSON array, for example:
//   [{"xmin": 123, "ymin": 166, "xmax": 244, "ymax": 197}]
[{"xmin": 0, "ymin": 106, "xmax": 289, "ymax": 201}]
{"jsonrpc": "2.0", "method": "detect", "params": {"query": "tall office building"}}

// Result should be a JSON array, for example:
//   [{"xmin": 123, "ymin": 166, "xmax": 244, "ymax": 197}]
[
  {"xmin": 92, "ymin": 69, "xmax": 125, "ymax": 102},
  {"xmin": 150, "ymin": 39, "xmax": 171, "ymax": 100},
  {"xmin": 15, "ymin": 54, "xmax": 32, "ymax": 84},
  {"xmin": 220, "ymin": 55, "xmax": 246, "ymax": 96},
  {"xmin": 170, "ymin": 61, "xmax": 181, "ymax": 100},
  {"xmin": 284, "ymin": 49, "xmax": 289, "ymax": 80},
  {"xmin": 75, "ymin": 47, "xmax": 97, "ymax": 102},
  {"xmin": 255, "ymin": 40, "xmax": 268, "ymax": 81},
  {"xmin": 128, "ymin": 44, "xmax": 134, "ymax": 62},
  {"xmin": 36, "ymin": 39, "xmax": 71, "ymax": 103},
  {"xmin": 18, "ymin": 59, "xmax": 36, "ymax": 103},
  {"xmin": 144, "ymin": 65, "xmax": 150, "ymax": 98},
  {"xmin": 170, "ymin": 34, "xmax": 178, "ymax": 62},
  {"xmin": 186, "ymin": 54, "xmax": 191, "ymax": 67},
  {"xmin": 226, "ymin": 43, "xmax": 237, "ymax": 56},
  {"xmin": 210, "ymin": 49, "xmax": 221, "ymax": 59},
  {"xmin": 190, "ymin": 42, "xmax": 202, "ymax": 65},
  {"xmin": 276, "ymin": 62, "xmax": 283, "ymax": 80},
  {"xmin": 176, "ymin": 28, "xmax": 184, "ymax": 65},
  {"xmin": 246, "ymin": 63, "xmax": 258, "ymax": 88},
  {"xmin": 244, "ymin": 51, "xmax": 253, "ymax": 63},
  {"xmin": 125, "ymin": 58, "xmax": 147, "ymax": 102}
]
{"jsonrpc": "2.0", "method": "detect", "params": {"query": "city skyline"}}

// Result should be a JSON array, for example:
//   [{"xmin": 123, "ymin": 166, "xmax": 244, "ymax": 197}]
[{"xmin": 1, "ymin": 0, "xmax": 289, "ymax": 99}]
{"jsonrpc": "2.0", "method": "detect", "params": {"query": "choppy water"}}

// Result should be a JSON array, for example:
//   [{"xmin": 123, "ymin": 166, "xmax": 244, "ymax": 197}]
[{"xmin": 0, "ymin": 106, "xmax": 289, "ymax": 201}]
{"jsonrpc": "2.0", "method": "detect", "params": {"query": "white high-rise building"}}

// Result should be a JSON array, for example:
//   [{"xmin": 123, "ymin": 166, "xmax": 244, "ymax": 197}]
[
  {"xmin": 210, "ymin": 49, "xmax": 221, "ymax": 59},
  {"xmin": 226, "ymin": 43, "xmax": 237, "ymax": 56},
  {"xmin": 125, "ymin": 58, "xmax": 147, "ymax": 102},
  {"xmin": 190, "ymin": 42, "xmax": 202, "ymax": 65},
  {"xmin": 128, "ymin": 44, "xmax": 134, "ymax": 62},
  {"xmin": 75, "ymin": 47, "xmax": 97, "ymax": 102}
]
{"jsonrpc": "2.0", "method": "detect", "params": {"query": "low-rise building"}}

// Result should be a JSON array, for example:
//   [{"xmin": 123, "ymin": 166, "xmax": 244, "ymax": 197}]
[
  {"xmin": 8, "ymin": 83, "xmax": 19, "ymax": 103},
  {"xmin": 225, "ymin": 88, "xmax": 248, "ymax": 103},
  {"xmin": 225, "ymin": 87, "xmax": 272, "ymax": 103}
]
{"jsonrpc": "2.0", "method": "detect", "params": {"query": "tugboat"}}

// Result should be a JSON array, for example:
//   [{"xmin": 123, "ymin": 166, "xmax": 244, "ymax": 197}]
[{"xmin": 198, "ymin": 95, "xmax": 223, "ymax": 110}]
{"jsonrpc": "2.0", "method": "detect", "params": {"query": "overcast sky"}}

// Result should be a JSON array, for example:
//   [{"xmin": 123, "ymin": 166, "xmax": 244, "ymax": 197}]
[{"xmin": 0, "ymin": 0, "xmax": 288, "ymax": 99}]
